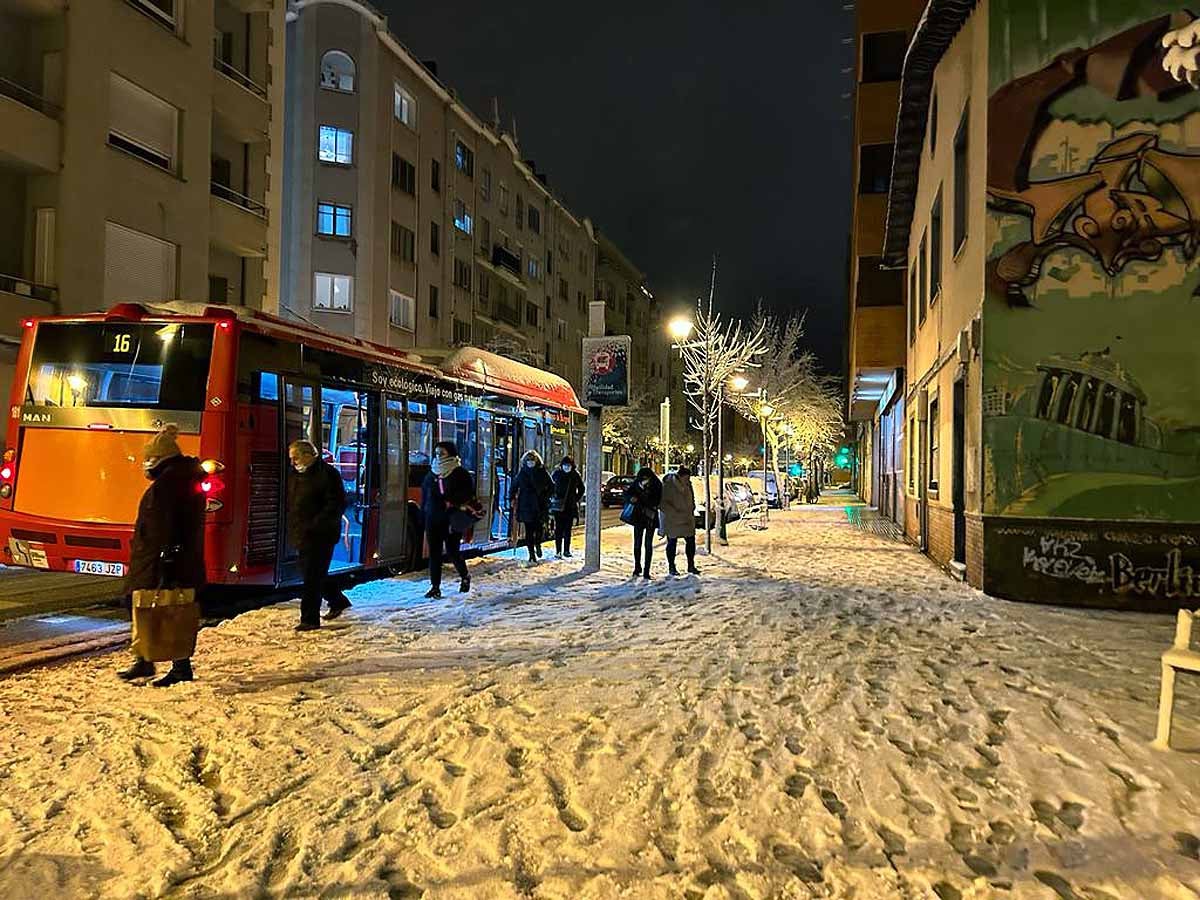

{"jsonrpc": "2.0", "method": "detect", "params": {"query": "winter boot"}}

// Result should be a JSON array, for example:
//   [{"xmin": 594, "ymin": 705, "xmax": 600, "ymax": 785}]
[
  {"xmin": 688, "ymin": 566, "xmax": 702, "ymax": 576},
  {"xmin": 323, "ymin": 597, "xmax": 351, "ymax": 620},
  {"xmin": 118, "ymin": 657, "xmax": 155, "ymax": 681},
  {"xmin": 632, "ymin": 566, "xmax": 642, "ymax": 578},
  {"xmin": 459, "ymin": 576, "xmax": 470, "ymax": 594},
  {"xmin": 668, "ymin": 563, "xmax": 680, "ymax": 576},
  {"xmin": 425, "ymin": 587, "xmax": 443, "ymax": 599},
  {"xmin": 294, "ymin": 621, "xmax": 320, "ymax": 632},
  {"xmin": 152, "ymin": 660, "xmax": 193, "ymax": 688}
]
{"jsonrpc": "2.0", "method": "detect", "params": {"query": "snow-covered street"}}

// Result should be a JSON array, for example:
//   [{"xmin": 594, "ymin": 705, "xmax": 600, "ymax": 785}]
[{"xmin": 1, "ymin": 507, "xmax": 1199, "ymax": 899}]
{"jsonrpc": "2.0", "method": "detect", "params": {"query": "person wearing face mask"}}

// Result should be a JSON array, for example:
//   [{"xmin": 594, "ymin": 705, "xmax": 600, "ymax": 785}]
[
  {"xmin": 287, "ymin": 440, "xmax": 350, "ymax": 630},
  {"xmin": 510, "ymin": 449, "xmax": 553, "ymax": 564},
  {"xmin": 118, "ymin": 424, "xmax": 206, "ymax": 687},
  {"xmin": 550, "ymin": 456, "xmax": 584, "ymax": 559},
  {"xmin": 421, "ymin": 441, "xmax": 476, "ymax": 598}
]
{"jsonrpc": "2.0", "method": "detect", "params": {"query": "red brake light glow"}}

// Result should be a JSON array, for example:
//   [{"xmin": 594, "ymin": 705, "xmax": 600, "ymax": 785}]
[
  {"xmin": 22, "ymin": 320, "xmax": 33, "ymax": 328},
  {"xmin": 0, "ymin": 466, "xmax": 12, "ymax": 480},
  {"xmin": 199, "ymin": 475, "xmax": 225, "ymax": 494}
]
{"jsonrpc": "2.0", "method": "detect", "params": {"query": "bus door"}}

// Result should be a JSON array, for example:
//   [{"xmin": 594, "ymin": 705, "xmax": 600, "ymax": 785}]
[
  {"xmin": 322, "ymin": 385, "xmax": 372, "ymax": 571},
  {"xmin": 278, "ymin": 377, "xmax": 317, "ymax": 584},
  {"xmin": 475, "ymin": 410, "xmax": 494, "ymax": 544},
  {"xmin": 490, "ymin": 416, "xmax": 514, "ymax": 541},
  {"xmin": 377, "ymin": 396, "xmax": 407, "ymax": 562}
]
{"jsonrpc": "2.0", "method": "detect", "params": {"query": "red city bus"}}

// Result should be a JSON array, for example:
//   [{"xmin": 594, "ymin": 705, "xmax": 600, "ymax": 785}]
[{"xmin": 0, "ymin": 302, "xmax": 584, "ymax": 588}]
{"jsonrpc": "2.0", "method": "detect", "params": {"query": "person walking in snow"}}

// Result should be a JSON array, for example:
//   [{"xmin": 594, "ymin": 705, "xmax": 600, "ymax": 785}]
[
  {"xmin": 288, "ymin": 440, "xmax": 351, "ymax": 630},
  {"xmin": 550, "ymin": 455, "xmax": 584, "ymax": 558},
  {"xmin": 421, "ymin": 441, "xmax": 476, "ymax": 598},
  {"xmin": 118, "ymin": 424, "xmax": 206, "ymax": 688},
  {"xmin": 510, "ymin": 449, "xmax": 553, "ymax": 564},
  {"xmin": 660, "ymin": 464, "xmax": 700, "ymax": 577},
  {"xmin": 621, "ymin": 465, "xmax": 662, "ymax": 579}
]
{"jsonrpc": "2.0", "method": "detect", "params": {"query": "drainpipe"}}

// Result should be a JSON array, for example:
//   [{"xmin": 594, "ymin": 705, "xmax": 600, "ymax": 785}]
[{"xmin": 917, "ymin": 387, "xmax": 930, "ymax": 553}]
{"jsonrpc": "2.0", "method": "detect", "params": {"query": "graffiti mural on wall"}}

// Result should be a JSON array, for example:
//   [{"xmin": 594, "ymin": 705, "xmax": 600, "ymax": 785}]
[{"xmin": 984, "ymin": 6, "xmax": 1200, "ymax": 529}]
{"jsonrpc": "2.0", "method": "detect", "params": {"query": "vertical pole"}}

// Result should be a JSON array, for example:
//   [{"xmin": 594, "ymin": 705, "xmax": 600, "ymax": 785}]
[
  {"xmin": 717, "ymin": 386, "xmax": 727, "ymax": 545},
  {"xmin": 583, "ymin": 302, "xmax": 605, "ymax": 573},
  {"xmin": 760, "ymin": 389, "xmax": 770, "ymax": 522}
]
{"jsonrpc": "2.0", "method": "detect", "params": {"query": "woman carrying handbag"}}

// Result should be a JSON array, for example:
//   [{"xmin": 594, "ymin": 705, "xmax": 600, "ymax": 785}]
[
  {"xmin": 118, "ymin": 425, "xmax": 207, "ymax": 688},
  {"xmin": 621, "ymin": 466, "xmax": 662, "ymax": 579}
]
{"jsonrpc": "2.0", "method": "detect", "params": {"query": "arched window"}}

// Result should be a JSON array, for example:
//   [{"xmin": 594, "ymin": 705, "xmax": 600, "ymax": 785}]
[{"xmin": 320, "ymin": 50, "xmax": 355, "ymax": 93}]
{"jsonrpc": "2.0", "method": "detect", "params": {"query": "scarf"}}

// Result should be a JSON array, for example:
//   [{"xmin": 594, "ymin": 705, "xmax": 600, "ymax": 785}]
[{"xmin": 433, "ymin": 455, "xmax": 460, "ymax": 478}]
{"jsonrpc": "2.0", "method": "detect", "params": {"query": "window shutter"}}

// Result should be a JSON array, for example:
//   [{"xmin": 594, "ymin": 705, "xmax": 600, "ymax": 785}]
[
  {"xmin": 104, "ymin": 221, "xmax": 177, "ymax": 302},
  {"xmin": 109, "ymin": 73, "xmax": 178, "ymax": 167}
]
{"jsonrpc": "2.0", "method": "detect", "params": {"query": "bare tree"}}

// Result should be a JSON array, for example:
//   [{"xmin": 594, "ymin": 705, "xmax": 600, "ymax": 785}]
[
  {"xmin": 678, "ymin": 259, "xmax": 768, "ymax": 552},
  {"xmin": 482, "ymin": 333, "xmax": 543, "ymax": 368},
  {"xmin": 729, "ymin": 306, "xmax": 842, "ymax": 500},
  {"xmin": 602, "ymin": 392, "xmax": 662, "ymax": 461}
]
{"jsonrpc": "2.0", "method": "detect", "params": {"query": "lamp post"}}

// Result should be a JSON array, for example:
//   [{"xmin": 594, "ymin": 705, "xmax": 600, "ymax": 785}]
[
  {"xmin": 665, "ymin": 317, "xmax": 694, "ymax": 473},
  {"xmin": 722, "ymin": 373, "xmax": 750, "ymax": 544},
  {"xmin": 759, "ymin": 396, "xmax": 774, "ymax": 518}
]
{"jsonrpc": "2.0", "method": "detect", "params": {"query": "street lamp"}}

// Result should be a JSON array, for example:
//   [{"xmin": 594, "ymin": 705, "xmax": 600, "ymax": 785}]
[
  {"xmin": 663, "ymin": 316, "xmax": 694, "ymax": 472},
  {"xmin": 730, "ymin": 374, "xmax": 749, "ymax": 393}
]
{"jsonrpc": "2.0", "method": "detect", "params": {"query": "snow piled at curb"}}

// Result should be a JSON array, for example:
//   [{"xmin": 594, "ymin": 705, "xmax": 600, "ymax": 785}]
[{"xmin": 0, "ymin": 509, "xmax": 1198, "ymax": 899}]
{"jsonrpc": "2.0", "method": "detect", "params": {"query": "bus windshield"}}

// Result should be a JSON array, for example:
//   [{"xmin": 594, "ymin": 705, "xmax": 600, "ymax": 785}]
[{"xmin": 24, "ymin": 322, "xmax": 214, "ymax": 410}]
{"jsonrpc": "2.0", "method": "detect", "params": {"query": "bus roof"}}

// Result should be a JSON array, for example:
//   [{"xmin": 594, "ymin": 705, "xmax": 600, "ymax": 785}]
[{"xmin": 29, "ymin": 302, "xmax": 585, "ymax": 416}]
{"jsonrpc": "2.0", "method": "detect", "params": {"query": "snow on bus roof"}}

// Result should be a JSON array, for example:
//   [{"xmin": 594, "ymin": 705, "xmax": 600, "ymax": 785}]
[{"xmin": 440, "ymin": 347, "xmax": 584, "ymax": 414}]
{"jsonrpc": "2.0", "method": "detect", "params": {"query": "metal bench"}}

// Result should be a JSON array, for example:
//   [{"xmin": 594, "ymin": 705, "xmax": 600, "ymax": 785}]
[{"xmin": 1152, "ymin": 610, "xmax": 1199, "ymax": 750}]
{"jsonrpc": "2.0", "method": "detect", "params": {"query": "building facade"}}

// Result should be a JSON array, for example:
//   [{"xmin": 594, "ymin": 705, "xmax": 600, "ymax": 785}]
[
  {"xmin": 282, "ymin": 0, "xmax": 598, "ymax": 400},
  {"xmin": 846, "ymin": 0, "xmax": 926, "ymax": 526},
  {"xmin": 884, "ymin": 0, "xmax": 1200, "ymax": 608},
  {"xmin": 0, "ymin": 0, "xmax": 285, "ymax": 406}
]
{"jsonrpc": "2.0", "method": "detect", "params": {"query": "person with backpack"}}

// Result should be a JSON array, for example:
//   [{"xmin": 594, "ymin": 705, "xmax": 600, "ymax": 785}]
[
  {"xmin": 287, "ymin": 440, "xmax": 351, "ymax": 630},
  {"xmin": 421, "ymin": 441, "xmax": 477, "ymax": 598},
  {"xmin": 621, "ymin": 466, "xmax": 662, "ymax": 579},
  {"xmin": 510, "ymin": 449, "xmax": 553, "ymax": 564},
  {"xmin": 550, "ymin": 456, "xmax": 584, "ymax": 558}
]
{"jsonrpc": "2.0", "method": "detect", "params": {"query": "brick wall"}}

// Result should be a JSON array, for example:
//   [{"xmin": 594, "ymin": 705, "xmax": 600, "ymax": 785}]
[
  {"xmin": 966, "ymin": 512, "xmax": 984, "ymax": 588},
  {"xmin": 927, "ymin": 503, "xmax": 954, "ymax": 568}
]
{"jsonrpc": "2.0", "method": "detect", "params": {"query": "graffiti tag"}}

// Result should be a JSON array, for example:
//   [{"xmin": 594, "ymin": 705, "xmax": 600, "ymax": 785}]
[
  {"xmin": 1111, "ymin": 550, "xmax": 1199, "ymax": 600},
  {"xmin": 1022, "ymin": 537, "xmax": 1106, "ymax": 584}
]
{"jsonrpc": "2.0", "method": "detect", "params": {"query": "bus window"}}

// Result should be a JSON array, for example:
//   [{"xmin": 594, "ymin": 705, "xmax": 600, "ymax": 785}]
[
  {"xmin": 24, "ymin": 322, "xmax": 214, "ymax": 409},
  {"xmin": 256, "ymin": 372, "xmax": 279, "ymax": 401},
  {"xmin": 407, "ymin": 401, "xmax": 432, "ymax": 489},
  {"xmin": 523, "ymin": 418, "xmax": 539, "ymax": 461},
  {"xmin": 438, "ymin": 403, "xmax": 476, "ymax": 473}
]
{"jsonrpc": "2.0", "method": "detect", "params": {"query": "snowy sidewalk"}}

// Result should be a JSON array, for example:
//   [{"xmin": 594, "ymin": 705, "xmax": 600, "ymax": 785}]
[{"xmin": 1, "ymin": 511, "xmax": 1199, "ymax": 899}]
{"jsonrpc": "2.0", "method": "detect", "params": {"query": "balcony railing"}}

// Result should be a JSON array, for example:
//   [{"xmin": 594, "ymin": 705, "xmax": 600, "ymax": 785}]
[
  {"xmin": 211, "ymin": 182, "xmax": 267, "ymax": 218},
  {"xmin": 213, "ymin": 57, "xmax": 268, "ymax": 100},
  {"xmin": 492, "ymin": 244, "xmax": 522, "ymax": 277},
  {"xmin": 0, "ymin": 76, "xmax": 61, "ymax": 119},
  {"xmin": 0, "ymin": 273, "xmax": 57, "ymax": 305},
  {"xmin": 496, "ymin": 301, "xmax": 521, "ymax": 327}
]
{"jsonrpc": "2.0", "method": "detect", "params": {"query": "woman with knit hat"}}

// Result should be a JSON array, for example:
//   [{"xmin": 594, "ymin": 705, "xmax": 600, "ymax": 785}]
[{"xmin": 118, "ymin": 424, "xmax": 206, "ymax": 687}]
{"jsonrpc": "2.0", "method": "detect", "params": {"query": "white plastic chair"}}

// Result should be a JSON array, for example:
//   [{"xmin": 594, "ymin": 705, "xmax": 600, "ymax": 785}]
[{"xmin": 1153, "ymin": 610, "xmax": 1199, "ymax": 750}]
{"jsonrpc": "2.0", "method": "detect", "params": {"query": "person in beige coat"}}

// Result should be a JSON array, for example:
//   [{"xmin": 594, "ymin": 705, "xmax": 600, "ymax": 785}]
[{"xmin": 659, "ymin": 465, "xmax": 700, "ymax": 577}]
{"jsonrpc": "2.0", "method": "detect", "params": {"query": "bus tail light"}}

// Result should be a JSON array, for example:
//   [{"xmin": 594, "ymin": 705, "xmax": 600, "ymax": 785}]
[
  {"xmin": 0, "ymin": 454, "xmax": 15, "ymax": 499},
  {"xmin": 200, "ymin": 459, "xmax": 225, "ymax": 475},
  {"xmin": 199, "ymin": 475, "xmax": 225, "ymax": 495}
]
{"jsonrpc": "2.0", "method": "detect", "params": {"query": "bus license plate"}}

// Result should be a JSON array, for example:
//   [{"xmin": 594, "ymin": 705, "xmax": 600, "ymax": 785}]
[{"xmin": 74, "ymin": 559, "xmax": 125, "ymax": 577}]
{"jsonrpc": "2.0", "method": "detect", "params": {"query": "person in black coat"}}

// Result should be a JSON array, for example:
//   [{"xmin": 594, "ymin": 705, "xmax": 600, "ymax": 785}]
[
  {"xmin": 118, "ymin": 424, "xmax": 206, "ymax": 688},
  {"xmin": 421, "ymin": 440, "xmax": 476, "ymax": 598},
  {"xmin": 288, "ymin": 440, "xmax": 350, "ymax": 630},
  {"xmin": 550, "ymin": 456, "xmax": 584, "ymax": 559},
  {"xmin": 623, "ymin": 466, "xmax": 662, "ymax": 579},
  {"xmin": 510, "ymin": 449, "xmax": 553, "ymax": 564}
]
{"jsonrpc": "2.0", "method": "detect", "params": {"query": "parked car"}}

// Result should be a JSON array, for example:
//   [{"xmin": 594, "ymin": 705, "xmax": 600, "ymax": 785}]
[
  {"xmin": 747, "ymin": 470, "xmax": 784, "ymax": 508},
  {"xmin": 691, "ymin": 476, "xmax": 741, "ymax": 528},
  {"xmin": 600, "ymin": 475, "xmax": 635, "ymax": 507}
]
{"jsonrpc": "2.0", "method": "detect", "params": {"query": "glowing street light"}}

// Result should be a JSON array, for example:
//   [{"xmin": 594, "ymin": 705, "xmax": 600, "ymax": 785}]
[
  {"xmin": 760, "ymin": 402, "xmax": 775, "ymax": 417},
  {"xmin": 668, "ymin": 317, "xmax": 694, "ymax": 342},
  {"xmin": 729, "ymin": 374, "xmax": 750, "ymax": 393}
]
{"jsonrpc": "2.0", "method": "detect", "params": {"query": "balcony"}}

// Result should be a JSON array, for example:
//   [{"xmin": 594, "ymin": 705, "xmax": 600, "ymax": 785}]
[
  {"xmin": 495, "ymin": 299, "xmax": 522, "ymax": 328},
  {"xmin": 212, "ymin": 59, "xmax": 268, "ymax": 144},
  {"xmin": 210, "ymin": 183, "xmax": 267, "ymax": 257},
  {"xmin": 0, "ymin": 273, "xmax": 57, "ymax": 338},
  {"xmin": 492, "ymin": 244, "xmax": 522, "ymax": 278},
  {"xmin": 852, "ymin": 305, "xmax": 905, "ymax": 373},
  {"xmin": 0, "ymin": 77, "xmax": 60, "ymax": 173}
]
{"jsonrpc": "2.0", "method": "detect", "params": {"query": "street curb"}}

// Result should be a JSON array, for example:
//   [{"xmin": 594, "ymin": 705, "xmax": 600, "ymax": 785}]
[{"xmin": 0, "ymin": 625, "xmax": 129, "ymax": 679}]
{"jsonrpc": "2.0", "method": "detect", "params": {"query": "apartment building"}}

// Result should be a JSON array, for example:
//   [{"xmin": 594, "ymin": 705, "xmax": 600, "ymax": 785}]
[
  {"xmin": 0, "ymin": 0, "xmax": 285, "ymax": 403},
  {"xmin": 281, "ymin": 0, "xmax": 596, "ymax": 399},
  {"xmin": 883, "ymin": 0, "xmax": 1200, "ymax": 610},
  {"xmin": 845, "ymin": 0, "xmax": 926, "ymax": 526}
]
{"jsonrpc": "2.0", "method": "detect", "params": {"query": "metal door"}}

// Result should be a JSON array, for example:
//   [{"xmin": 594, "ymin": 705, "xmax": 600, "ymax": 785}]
[{"xmin": 377, "ymin": 395, "xmax": 408, "ymax": 561}]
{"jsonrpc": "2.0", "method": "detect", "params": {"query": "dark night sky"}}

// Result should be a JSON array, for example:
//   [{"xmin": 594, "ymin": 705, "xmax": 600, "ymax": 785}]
[{"xmin": 380, "ymin": 1, "xmax": 855, "ymax": 376}]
